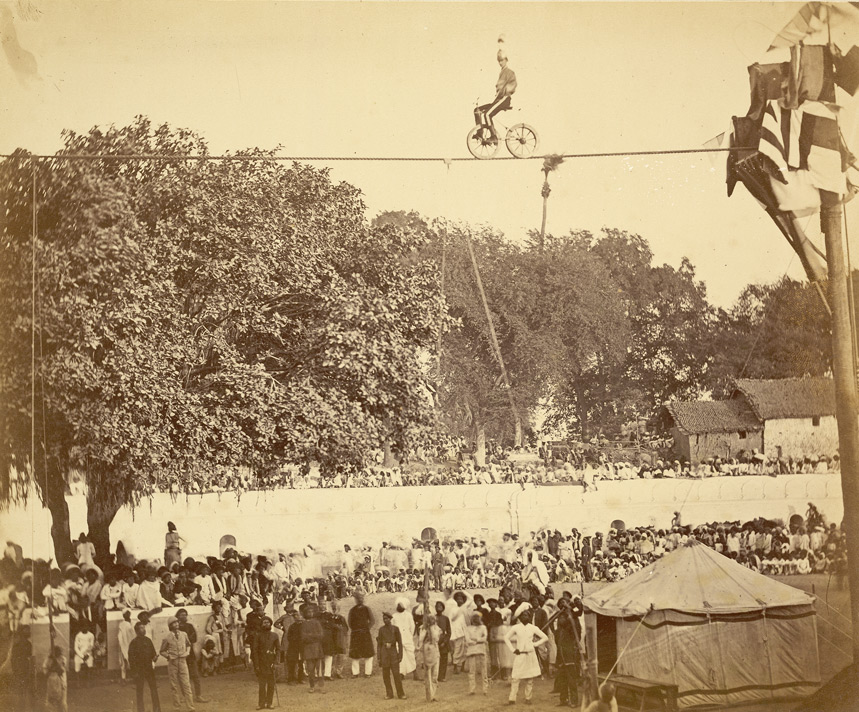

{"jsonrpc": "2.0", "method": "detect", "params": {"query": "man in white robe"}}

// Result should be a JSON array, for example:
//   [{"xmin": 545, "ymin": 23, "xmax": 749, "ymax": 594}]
[{"xmin": 392, "ymin": 597, "xmax": 416, "ymax": 676}]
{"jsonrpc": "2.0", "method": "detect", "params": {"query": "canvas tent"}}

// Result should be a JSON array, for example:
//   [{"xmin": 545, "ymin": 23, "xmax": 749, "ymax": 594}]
[{"xmin": 583, "ymin": 541, "xmax": 820, "ymax": 708}]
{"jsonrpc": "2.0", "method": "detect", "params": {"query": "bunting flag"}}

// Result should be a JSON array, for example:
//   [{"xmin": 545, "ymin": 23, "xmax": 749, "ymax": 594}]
[
  {"xmin": 725, "ymin": 1, "xmax": 859, "ymax": 283},
  {"xmin": 834, "ymin": 45, "xmax": 859, "ymax": 95},
  {"xmin": 747, "ymin": 63, "xmax": 786, "ymax": 122},
  {"xmin": 758, "ymin": 99, "xmax": 847, "ymax": 195},
  {"xmin": 768, "ymin": 2, "xmax": 829, "ymax": 50},
  {"xmin": 768, "ymin": 2, "xmax": 859, "ymax": 95},
  {"xmin": 726, "ymin": 119, "xmax": 828, "ymax": 283},
  {"xmin": 785, "ymin": 45, "xmax": 835, "ymax": 109}
]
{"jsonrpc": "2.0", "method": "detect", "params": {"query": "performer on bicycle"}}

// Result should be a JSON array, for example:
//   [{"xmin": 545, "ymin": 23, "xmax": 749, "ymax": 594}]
[{"xmin": 474, "ymin": 48, "xmax": 517, "ymax": 140}]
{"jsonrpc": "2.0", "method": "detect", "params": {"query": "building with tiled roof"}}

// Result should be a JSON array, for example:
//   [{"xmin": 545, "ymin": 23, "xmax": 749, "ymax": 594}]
[
  {"xmin": 661, "ymin": 400, "xmax": 763, "ymax": 463},
  {"xmin": 731, "ymin": 377, "xmax": 838, "ymax": 459},
  {"xmin": 661, "ymin": 377, "xmax": 839, "ymax": 464}
]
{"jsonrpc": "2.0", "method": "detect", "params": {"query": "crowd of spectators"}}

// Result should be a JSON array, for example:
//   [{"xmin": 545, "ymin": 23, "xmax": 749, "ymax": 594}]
[
  {"xmin": 7, "ymin": 440, "xmax": 840, "ymax": 499},
  {"xmin": 0, "ymin": 501, "xmax": 848, "ymax": 712},
  {"xmin": 1, "ymin": 503, "xmax": 847, "ymax": 639},
  {"xmin": 159, "ymin": 449, "xmax": 841, "ymax": 495}
]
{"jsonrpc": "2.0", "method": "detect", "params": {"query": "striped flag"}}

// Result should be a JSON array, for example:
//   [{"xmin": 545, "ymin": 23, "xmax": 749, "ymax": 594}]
[
  {"xmin": 768, "ymin": 2, "xmax": 859, "ymax": 95},
  {"xmin": 758, "ymin": 99, "xmax": 847, "ymax": 195}
]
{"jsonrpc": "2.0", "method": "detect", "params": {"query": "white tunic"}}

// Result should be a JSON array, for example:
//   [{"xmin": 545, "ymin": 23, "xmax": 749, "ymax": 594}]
[
  {"xmin": 504, "ymin": 622, "xmax": 548, "ymax": 680},
  {"xmin": 392, "ymin": 606, "xmax": 416, "ymax": 675}
]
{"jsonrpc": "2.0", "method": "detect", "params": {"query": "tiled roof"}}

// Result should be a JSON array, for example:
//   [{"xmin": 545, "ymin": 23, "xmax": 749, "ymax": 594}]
[
  {"xmin": 664, "ymin": 400, "xmax": 762, "ymax": 435},
  {"xmin": 733, "ymin": 377, "xmax": 835, "ymax": 420}
]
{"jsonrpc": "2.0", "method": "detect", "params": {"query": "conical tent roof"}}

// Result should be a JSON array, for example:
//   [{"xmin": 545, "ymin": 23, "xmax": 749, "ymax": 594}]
[{"xmin": 584, "ymin": 540, "xmax": 815, "ymax": 616}]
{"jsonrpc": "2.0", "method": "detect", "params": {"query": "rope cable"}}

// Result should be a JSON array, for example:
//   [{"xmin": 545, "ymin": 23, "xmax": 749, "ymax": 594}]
[
  {"xmin": 0, "ymin": 146, "xmax": 750, "ymax": 163},
  {"xmin": 842, "ymin": 202, "xmax": 859, "ymax": 382},
  {"xmin": 817, "ymin": 630, "xmax": 855, "ymax": 661},
  {"xmin": 817, "ymin": 595, "xmax": 854, "ymax": 627},
  {"xmin": 30, "ymin": 161, "xmax": 37, "ymax": 610},
  {"xmin": 603, "ymin": 614, "xmax": 648, "ymax": 683}
]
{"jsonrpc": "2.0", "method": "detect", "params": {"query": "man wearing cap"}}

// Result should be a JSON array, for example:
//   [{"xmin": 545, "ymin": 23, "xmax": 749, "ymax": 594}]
[
  {"xmin": 348, "ymin": 591, "xmax": 375, "ymax": 677},
  {"xmin": 377, "ymin": 612, "xmax": 407, "ymax": 699},
  {"xmin": 159, "ymin": 616, "xmax": 195, "ymax": 711},
  {"xmin": 253, "ymin": 616, "xmax": 280, "ymax": 710},
  {"xmin": 446, "ymin": 591, "xmax": 469, "ymax": 674},
  {"xmin": 434, "ymin": 600, "xmax": 452, "ymax": 682},
  {"xmin": 176, "ymin": 608, "xmax": 209, "ymax": 704},
  {"xmin": 129, "ymin": 621, "xmax": 161, "ymax": 712}
]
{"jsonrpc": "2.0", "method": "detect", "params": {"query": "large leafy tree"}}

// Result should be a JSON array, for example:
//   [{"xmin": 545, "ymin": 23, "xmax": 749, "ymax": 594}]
[
  {"xmin": 707, "ymin": 276, "xmax": 834, "ymax": 397},
  {"xmin": 433, "ymin": 222, "xmax": 546, "ymax": 463},
  {"xmin": 546, "ymin": 228, "xmax": 715, "ymax": 437},
  {"xmin": 0, "ymin": 118, "xmax": 439, "ymax": 562},
  {"xmin": 529, "ymin": 231, "xmax": 630, "ymax": 439}
]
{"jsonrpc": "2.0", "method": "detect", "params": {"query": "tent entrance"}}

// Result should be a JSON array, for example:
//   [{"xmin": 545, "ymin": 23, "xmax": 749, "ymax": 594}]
[{"xmin": 596, "ymin": 613, "xmax": 618, "ymax": 673}]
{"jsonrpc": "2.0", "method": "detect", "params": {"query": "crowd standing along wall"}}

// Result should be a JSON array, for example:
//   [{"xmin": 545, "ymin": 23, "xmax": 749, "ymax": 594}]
[
  {"xmin": 763, "ymin": 415, "xmax": 840, "ymax": 459},
  {"xmin": 0, "ymin": 475, "xmax": 845, "ymax": 562}
]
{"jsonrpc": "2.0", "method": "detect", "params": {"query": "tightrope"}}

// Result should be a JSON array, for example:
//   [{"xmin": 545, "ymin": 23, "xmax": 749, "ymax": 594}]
[{"xmin": 0, "ymin": 147, "xmax": 748, "ymax": 163}]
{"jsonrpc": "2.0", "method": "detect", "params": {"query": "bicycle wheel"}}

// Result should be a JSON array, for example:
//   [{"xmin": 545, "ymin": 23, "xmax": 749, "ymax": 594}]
[
  {"xmin": 467, "ymin": 126, "xmax": 500, "ymax": 159},
  {"xmin": 505, "ymin": 123, "xmax": 539, "ymax": 158}
]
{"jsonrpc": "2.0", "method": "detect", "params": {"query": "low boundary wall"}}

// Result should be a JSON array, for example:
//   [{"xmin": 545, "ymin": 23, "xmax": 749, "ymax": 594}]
[{"xmin": 1, "ymin": 474, "xmax": 844, "ymax": 561}]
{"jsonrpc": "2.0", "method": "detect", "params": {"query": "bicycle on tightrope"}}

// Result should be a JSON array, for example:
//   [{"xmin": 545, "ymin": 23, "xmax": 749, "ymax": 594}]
[{"xmin": 467, "ymin": 100, "xmax": 539, "ymax": 160}]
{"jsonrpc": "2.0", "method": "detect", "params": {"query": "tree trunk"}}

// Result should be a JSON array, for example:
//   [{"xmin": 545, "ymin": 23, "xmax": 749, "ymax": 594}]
[
  {"xmin": 382, "ymin": 440, "xmax": 398, "ymax": 468},
  {"xmin": 33, "ymin": 457, "xmax": 73, "ymax": 564},
  {"xmin": 86, "ymin": 491, "xmax": 123, "ymax": 569},
  {"xmin": 514, "ymin": 413, "xmax": 523, "ymax": 448},
  {"xmin": 44, "ymin": 473, "xmax": 73, "ymax": 564},
  {"xmin": 576, "ymin": 383, "xmax": 589, "ymax": 441},
  {"xmin": 473, "ymin": 421, "xmax": 486, "ymax": 467}
]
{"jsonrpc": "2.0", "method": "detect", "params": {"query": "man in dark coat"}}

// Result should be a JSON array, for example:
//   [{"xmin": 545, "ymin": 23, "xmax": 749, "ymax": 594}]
[
  {"xmin": 253, "ymin": 616, "xmax": 280, "ymax": 710},
  {"xmin": 284, "ymin": 610, "xmax": 305, "ymax": 685},
  {"xmin": 434, "ymin": 600, "xmax": 451, "ymax": 681},
  {"xmin": 554, "ymin": 598, "xmax": 584, "ymax": 707},
  {"xmin": 348, "ymin": 591, "xmax": 375, "ymax": 677},
  {"xmin": 10, "ymin": 625, "xmax": 34, "ymax": 711},
  {"xmin": 128, "ymin": 621, "xmax": 161, "ymax": 712},
  {"xmin": 321, "ymin": 601, "xmax": 348, "ymax": 680},
  {"xmin": 377, "ymin": 612, "xmax": 406, "ymax": 700},
  {"xmin": 244, "ymin": 599, "xmax": 265, "ymax": 670},
  {"xmin": 298, "ymin": 604, "xmax": 325, "ymax": 693}
]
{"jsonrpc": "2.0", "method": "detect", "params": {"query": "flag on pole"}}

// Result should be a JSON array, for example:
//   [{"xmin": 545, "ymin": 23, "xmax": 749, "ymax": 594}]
[
  {"xmin": 758, "ymin": 98, "xmax": 847, "ymax": 195},
  {"xmin": 724, "ymin": 0, "xmax": 859, "ymax": 283},
  {"xmin": 768, "ymin": 2, "xmax": 859, "ymax": 95}
]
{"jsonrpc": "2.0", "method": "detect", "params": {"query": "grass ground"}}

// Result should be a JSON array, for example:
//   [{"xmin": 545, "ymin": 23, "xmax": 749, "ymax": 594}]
[{"xmin": 0, "ymin": 575, "xmax": 852, "ymax": 711}]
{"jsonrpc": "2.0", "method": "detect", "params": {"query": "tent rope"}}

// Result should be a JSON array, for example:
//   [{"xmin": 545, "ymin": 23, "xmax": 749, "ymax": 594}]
[
  {"xmin": 817, "ymin": 630, "xmax": 854, "ymax": 661},
  {"xmin": 602, "ymin": 614, "xmax": 648, "ymax": 682}
]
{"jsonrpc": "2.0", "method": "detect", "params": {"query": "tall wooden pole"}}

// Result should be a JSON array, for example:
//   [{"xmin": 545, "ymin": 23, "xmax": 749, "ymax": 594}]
[
  {"xmin": 464, "ymin": 233, "xmax": 519, "ymax": 444},
  {"xmin": 820, "ymin": 190, "xmax": 859, "ymax": 659}
]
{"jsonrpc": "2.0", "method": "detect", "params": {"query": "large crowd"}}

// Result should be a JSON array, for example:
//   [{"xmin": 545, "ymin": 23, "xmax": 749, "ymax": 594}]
[
  {"xmin": 158, "ymin": 449, "xmax": 841, "ymax": 494},
  {"xmin": 0, "ymin": 501, "xmax": 848, "ymax": 711}
]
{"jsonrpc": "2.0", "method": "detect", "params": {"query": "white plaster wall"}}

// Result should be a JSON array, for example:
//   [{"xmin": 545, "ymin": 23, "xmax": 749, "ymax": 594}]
[
  {"xmin": 763, "ymin": 416, "xmax": 840, "ymax": 458},
  {"xmin": 0, "ymin": 474, "xmax": 845, "ymax": 562}
]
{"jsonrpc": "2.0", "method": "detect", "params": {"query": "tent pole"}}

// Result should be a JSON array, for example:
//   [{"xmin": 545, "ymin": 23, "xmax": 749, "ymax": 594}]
[
  {"xmin": 820, "ymin": 190, "xmax": 859, "ymax": 660},
  {"xmin": 584, "ymin": 612, "xmax": 599, "ymax": 703}
]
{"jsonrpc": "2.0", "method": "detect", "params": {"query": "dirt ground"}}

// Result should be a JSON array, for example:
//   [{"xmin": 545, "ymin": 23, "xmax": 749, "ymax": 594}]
[{"xmin": 0, "ymin": 575, "xmax": 852, "ymax": 711}]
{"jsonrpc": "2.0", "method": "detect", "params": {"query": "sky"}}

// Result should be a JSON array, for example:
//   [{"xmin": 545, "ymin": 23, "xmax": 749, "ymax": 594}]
[{"xmin": 2, "ymin": 0, "xmax": 858, "ymax": 307}]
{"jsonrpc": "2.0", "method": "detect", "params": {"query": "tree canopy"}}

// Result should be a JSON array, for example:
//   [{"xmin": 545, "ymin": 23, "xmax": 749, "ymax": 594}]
[
  {"xmin": 707, "ymin": 277, "xmax": 834, "ymax": 398},
  {"xmin": 0, "ymin": 118, "xmax": 839, "ymax": 563},
  {"xmin": 0, "ymin": 118, "xmax": 440, "ymax": 561}
]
